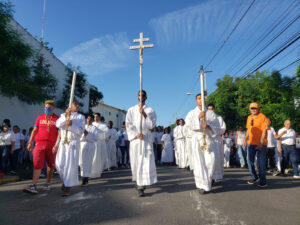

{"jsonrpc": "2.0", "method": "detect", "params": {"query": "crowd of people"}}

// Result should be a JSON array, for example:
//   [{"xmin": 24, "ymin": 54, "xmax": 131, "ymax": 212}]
[{"xmin": 0, "ymin": 91, "xmax": 300, "ymax": 197}]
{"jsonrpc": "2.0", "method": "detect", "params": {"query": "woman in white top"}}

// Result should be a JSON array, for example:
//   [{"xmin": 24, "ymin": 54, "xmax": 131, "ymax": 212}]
[
  {"xmin": 224, "ymin": 132, "xmax": 232, "ymax": 168},
  {"xmin": 161, "ymin": 127, "xmax": 174, "ymax": 164},
  {"xmin": 277, "ymin": 120, "xmax": 299, "ymax": 178},
  {"xmin": 235, "ymin": 126, "xmax": 246, "ymax": 168},
  {"xmin": 0, "ymin": 122, "xmax": 15, "ymax": 173}
]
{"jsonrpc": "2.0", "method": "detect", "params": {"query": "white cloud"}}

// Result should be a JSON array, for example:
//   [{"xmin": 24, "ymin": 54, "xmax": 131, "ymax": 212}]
[
  {"xmin": 149, "ymin": 0, "xmax": 282, "ymax": 47},
  {"xmin": 59, "ymin": 32, "xmax": 132, "ymax": 76}
]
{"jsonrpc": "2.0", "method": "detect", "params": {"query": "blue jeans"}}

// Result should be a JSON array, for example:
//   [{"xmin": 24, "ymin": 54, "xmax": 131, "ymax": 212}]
[
  {"xmin": 237, "ymin": 144, "xmax": 246, "ymax": 166},
  {"xmin": 281, "ymin": 144, "xmax": 299, "ymax": 176},
  {"xmin": 0, "ymin": 145, "xmax": 12, "ymax": 173},
  {"xmin": 247, "ymin": 145, "xmax": 267, "ymax": 184}
]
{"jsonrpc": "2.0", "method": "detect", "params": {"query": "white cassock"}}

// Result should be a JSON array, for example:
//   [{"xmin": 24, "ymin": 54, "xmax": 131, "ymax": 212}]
[
  {"xmin": 79, "ymin": 124, "xmax": 99, "ymax": 178},
  {"xmin": 185, "ymin": 107, "xmax": 220, "ymax": 191},
  {"xmin": 212, "ymin": 115, "xmax": 226, "ymax": 180},
  {"xmin": 223, "ymin": 137, "xmax": 232, "ymax": 168},
  {"xmin": 184, "ymin": 124, "xmax": 194, "ymax": 170},
  {"xmin": 161, "ymin": 134, "xmax": 174, "ymax": 163},
  {"xmin": 173, "ymin": 126, "xmax": 179, "ymax": 165},
  {"xmin": 106, "ymin": 128, "xmax": 118, "ymax": 168},
  {"xmin": 126, "ymin": 104, "xmax": 157, "ymax": 186},
  {"xmin": 90, "ymin": 121, "xmax": 108, "ymax": 178},
  {"xmin": 174, "ymin": 125, "xmax": 187, "ymax": 168},
  {"xmin": 56, "ymin": 112, "xmax": 85, "ymax": 187}
]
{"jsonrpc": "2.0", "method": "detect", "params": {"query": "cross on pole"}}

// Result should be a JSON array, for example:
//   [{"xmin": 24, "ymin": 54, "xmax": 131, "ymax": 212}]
[{"xmin": 129, "ymin": 32, "xmax": 154, "ymax": 154}]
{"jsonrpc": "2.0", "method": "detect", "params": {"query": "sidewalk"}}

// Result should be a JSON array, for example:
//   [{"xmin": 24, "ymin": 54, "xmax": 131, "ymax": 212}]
[{"xmin": 0, "ymin": 175, "xmax": 20, "ymax": 185}]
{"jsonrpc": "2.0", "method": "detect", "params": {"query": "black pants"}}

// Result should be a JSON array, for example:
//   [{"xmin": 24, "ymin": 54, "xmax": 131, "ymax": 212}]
[
  {"xmin": 266, "ymin": 147, "xmax": 276, "ymax": 170},
  {"xmin": 120, "ymin": 145, "xmax": 129, "ymax": 165},
  {"xmin": 157, "ymin": 144, "xmax": 162, "ymax": 162}
]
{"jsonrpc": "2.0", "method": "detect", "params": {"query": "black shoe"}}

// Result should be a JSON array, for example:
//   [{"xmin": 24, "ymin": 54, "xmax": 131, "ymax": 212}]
[
  {"xmin": 211, "ymin": 179, "xmax": 215, "ymax": 187},
  {"xmin": 247, "ymin": 178, "xmax": 258, "ymax": 185},
  {"xmin": 81, "ymin": 178, "xmax": 88, "ymax": 187},
  {"xmin": 257, "ymin": 183, "xmax": 268, "ymax": 188},
  {"xmin": 138, "ymin": 189, "xmax": 145, "ymax": 197},
  {"xmin": 199, "ymin": 189, "xmax": 206, "ymax": 195}
]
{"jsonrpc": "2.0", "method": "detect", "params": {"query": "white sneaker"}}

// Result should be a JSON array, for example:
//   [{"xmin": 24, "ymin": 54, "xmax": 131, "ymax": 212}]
[
  {"xmin": 293, "ymin": 175, "xmax": 300, "ymax": 179},
  {"xmin": 43, "ymin": 183, "xmax": 51, "ymax": 191}
]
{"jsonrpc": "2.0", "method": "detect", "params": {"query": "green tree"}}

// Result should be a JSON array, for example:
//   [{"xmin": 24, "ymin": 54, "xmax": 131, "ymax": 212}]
[
  {"xmin": 89, "ymin": 85, "xmax": 103, "ymax": 114},
  {"xmin": 207, "ymin": 66, "xmax": 300, "ymax": 131},
  {"xmin": 31, "ymin": 53, "xmax": 57, "ymax": 100},
  {"xmin": 0, "ymin": 1, "xmax": 58, "ymax": 104},
  {"xmin": 57, "ymin": 64, "xmax": 88, "ymax": 110}
]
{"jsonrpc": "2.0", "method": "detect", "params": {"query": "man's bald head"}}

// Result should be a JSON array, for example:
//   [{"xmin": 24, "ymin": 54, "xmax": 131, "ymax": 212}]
[{"xmin": 284, "ymin": 120, "xmax": 291, "ymax": 129}]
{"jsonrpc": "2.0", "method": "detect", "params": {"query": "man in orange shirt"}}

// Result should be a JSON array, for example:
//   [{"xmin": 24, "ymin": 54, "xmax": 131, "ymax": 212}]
[{"xmin": 243, "ymin": 102, "xmax": 269, "ymax": 187}]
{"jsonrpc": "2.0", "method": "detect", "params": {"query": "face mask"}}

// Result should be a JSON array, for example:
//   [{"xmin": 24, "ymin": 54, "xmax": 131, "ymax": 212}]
[{"xmin": 45, "ymin": 108, "xmax": 52, "ymax": 115}]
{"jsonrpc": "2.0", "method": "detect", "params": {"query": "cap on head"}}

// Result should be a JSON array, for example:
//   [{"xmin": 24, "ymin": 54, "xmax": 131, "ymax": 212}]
[
  {"xmin": 249, "ymin": 102, "xmax": 259, "ymax": 109},
  {"xmin": 45, "ymin": 100, "xmax": 55, "ymax": 106}
]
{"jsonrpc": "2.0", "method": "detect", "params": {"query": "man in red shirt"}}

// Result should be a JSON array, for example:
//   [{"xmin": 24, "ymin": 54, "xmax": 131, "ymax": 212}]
[{"xmin": 23, "ymin": 100, "xmax": 60, "ymax": 194}]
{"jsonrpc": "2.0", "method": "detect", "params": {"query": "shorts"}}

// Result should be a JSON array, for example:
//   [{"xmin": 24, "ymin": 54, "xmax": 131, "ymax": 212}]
[{"xmin": 33, "ymin": 141, "xmax": 56, "ymax": 169}]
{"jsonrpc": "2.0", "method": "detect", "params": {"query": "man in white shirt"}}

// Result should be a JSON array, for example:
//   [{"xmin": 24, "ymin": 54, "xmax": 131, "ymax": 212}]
[
  {"xmin": 117, "ymin": 122, "xmax": 129, "ymax": 168},
  {"xmin": 126, "ymin": 90, "xmax": 157, "ymax": 197},
  {"xmin": 277, "ymin": 120, "xmax": 299, "ymax": 178},
  {"xmin": 11, "ymin": 125, "xmax": 25, "ymax": 174}
]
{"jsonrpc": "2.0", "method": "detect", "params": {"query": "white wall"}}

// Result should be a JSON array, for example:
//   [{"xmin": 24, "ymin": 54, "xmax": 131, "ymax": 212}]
[
  {"xmin": 0, "ymin": 19, "xmax": 91, "ymax": 130},
  {"xmin": 0, "ymin": 96, "xmax": 63, "ymax": 131},
  {"xmin": 7, "ymin": 19, "xmax": 90, "ymax": 112},
  {"xmin": 92, "ymin": 104, "xmax": 126, "ymax": 130}
]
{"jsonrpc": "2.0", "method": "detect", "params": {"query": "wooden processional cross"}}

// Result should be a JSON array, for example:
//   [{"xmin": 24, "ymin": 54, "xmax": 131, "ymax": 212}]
[
  {"xmin": 129, "ymin": 32, "xmax": 154, "ymax": 154},
  {"xmin": 198, "ymin": 65, "xmax": 210, "ymax": 151}
]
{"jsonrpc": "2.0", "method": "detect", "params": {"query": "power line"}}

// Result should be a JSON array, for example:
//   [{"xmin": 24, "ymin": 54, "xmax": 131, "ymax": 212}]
[
  {"xmin": 205, "ymin": 0, "xmax": 244, "ymax": 62},
  {"xmin": 278, "ymin": 58, "xmax": 300, "ymax": 72},
  {"xmin": 227, "ymin": 0, "xmax": 299, "ymax": 76},
  {"xmin": 234, "ymin": 13, "xmax": 300, "ymax": 76},
  {"xmin": 220, "ymin": 0, "xmax": 272, "ymax": 67},
  {"xmin": 205, "ymin": 0, "xmax": 256, "ymax": 69},
  {"xmin": 246, "ymin": 32, "xmax": 300, "ymax": 75},
  {"xmin": 266, "ymin": 42, "xmax": 300, "ymax": 70}
]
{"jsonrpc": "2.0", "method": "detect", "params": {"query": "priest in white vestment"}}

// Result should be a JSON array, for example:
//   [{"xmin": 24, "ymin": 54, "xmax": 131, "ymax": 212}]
[
  {"xmin": 126, "ymin": 90, "xmax": 157, "ymax": 197},
  {"xmin": 79, "ymin": 115, "xmax": 103, "ymax": 186},
  {"xmin": 56, "ymin": 101, "xmax": 85, "ymax": 196},
  {"xmin": 90, "ymin": 113, "xmax": 108, "ymax": 178},
  {"xmin": 161, "ymin": 127, "xmax": 174, "ymax": 164},
  {"xmin": 208, "ymin": 103, "xmax": 226, "ymax": 181},
  {"xmin": 106, "ymin": 121, "xmax": 118, "ymax": 169},
  {"xmin": 185, "ymin": 94, "xmax": 220, "ymax": 194},
  {"xmin": 172, "ymin": 122, "xmax": 179, "ymax": 165},
  {"xmin": 173, "ymin": 119, "xmax": 187, "ymax": 169},
  {"xmin": 184, "ymin": 122, "xmax": 194, "ymax": 170}
]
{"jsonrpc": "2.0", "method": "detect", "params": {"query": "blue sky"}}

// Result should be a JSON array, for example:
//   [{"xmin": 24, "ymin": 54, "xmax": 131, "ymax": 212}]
[{"xmin": 11, "ymin": 0, "xmax": 300, "ymax": 126}]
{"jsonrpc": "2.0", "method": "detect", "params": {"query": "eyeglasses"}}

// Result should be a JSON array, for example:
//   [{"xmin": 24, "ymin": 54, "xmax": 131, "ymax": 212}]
[
  {"xmin": 250, "ymin": 108, "xmax": 258, "ymax": 110},
  {"xmin": 251, "ymin": 119, "xmax": 254, "ymax": 126}
]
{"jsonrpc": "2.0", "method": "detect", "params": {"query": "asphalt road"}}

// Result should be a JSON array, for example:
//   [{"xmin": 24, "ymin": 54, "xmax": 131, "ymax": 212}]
[{"xmin": 0, "ymin": 166, "xmax": 299, "ymax": 225}]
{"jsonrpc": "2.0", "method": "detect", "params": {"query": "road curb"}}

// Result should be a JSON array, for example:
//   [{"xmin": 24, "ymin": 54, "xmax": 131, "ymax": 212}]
[{"xmin": 0, "ymin": 176, "xmax": 20, "ymax": 185}]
